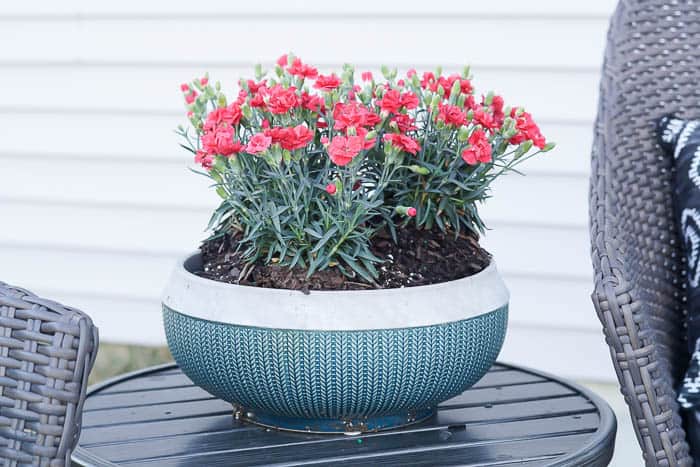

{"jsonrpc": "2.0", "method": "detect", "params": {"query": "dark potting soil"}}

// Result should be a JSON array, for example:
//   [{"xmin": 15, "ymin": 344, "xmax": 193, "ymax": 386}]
[{"xmin": 197, "ymin": 227, "xmax": 491, "ymax": 291}]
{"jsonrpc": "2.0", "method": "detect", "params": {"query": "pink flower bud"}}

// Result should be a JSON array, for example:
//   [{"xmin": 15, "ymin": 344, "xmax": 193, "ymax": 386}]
[
  {"xmin": 407, "ymin": 207, "xmax": 417, "ymax": 217},
  {"xmin": 407, "ymin": 69, "xmax": 417, "ymax": 78},
  {"xmin": 361, "ymin": 71, "xmax": 373, "ymax": 82},
  {"xmin": 200, "ymin": 77, "xmax": 209, "ymax": 86},
  {"xmin": 187, "ymin": 111, "xmax": 194, "ymax": 118},
  {"xmin": 325, "ymin": 183, "xmax": 337, "ymax": 195},
  {"xmin": 180, "ymin": 83, "xmax": 189, "ymax": 92}
]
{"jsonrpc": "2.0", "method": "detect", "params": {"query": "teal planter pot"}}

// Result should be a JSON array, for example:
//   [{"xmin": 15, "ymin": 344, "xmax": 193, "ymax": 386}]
[{"xmin": 162, "ymin": 253, "xmax": 508, "ymax": 434}]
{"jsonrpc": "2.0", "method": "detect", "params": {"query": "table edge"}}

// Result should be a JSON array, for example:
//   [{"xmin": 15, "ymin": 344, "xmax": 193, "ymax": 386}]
[{"xmin": 72, "ymin": 361, "xmax": 617, "ymax": 467}]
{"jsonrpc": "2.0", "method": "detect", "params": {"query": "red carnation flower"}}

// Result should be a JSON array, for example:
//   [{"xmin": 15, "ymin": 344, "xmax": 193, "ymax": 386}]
[
  {"xmin": 456, "ymin": 76, "xmax": 473, "ymax": 95},
  {"xmin": 247, "ymin": 79, "xmax": 267, "ymax": 93},
  {"xmin": 325, "ymin": 183, "xmax": 337, "ymax": 195},
  {"xmin": 236, "ymin": 89, "xmax": 247, "ymax": 105},
  {"xmin": 363, "ymin": 111, "xmax": 381, "ymax": 127},
  {"xmin": 301, "ymin": 92, "xmax": 325, "ymax": 113},
  {"xmin": 281, "ymin": 124, "xmax": 315, "ymax": 151},
  {"xmin": 490, "ymin": 95, "xmax": 505, "ymax": 126},
  {"xmin": 327, "ymin": 135, "xmax": 364, "ymax": 166},
  {"xmin": 263, "ymin": 127, "xmax": 288, "ymax": 145},
  {"xmin": 195, "ymin": 150, "xmax": 214, "ymax": 169},
  {"xmin": 391, "ymin": 114, "xmax": 417, "ymax": 133},
  {"xmin": 250, "ymin": 91, "xmax": 266, "ymax": 108},
  {"xmin": 420, "ymin": 72, "xmax": 436, "ymax": 90},
  {"xmin": 201, "ymin": 126, "xmax": 243, "ymax": 157},
  {"xmin": 464, "ymin": 95, "xmax": 477, "ymax": 111},
  {"xmin": 378, "ymin": 89, "xmax": 402, "ymax": 114},
  {"xmin": 246, "ymin": 133, "xmax": 272, "ymax": 155},
  {"xmin": 509, "ymin": 110, "xmax": 546, "ymax": 149},
  {"xmin": 287, "ymin": 58, "xmax": 318, "ymax": 79},
  {"xmin": 400, "ymin": 92, "xmax": 419, "ymax": 110},
  {"xmin": 437, "ymin": 74, "xmax": 461, "ymax": 98},
  {"xmin": 333, "ymin": 101, "xmax": 377, "ymax": 131},
  {"xmin": 203, "ymin": 104, "xmax": 243, "ymax": 132},
  {"xmin": 384, "ymin": 133, "xmax": 420, "ymax": 155},
  {"xmin": 265, "ymin": 85, "xmax": 300, "ymax": 115},
  {"xmin": 185, "ymin": 90, "xmax": 197, "ymax": 104},
  {"xmin": 437, "ymin": 103, "xmax": 466, "ymax": 127},
  {"xmin": 473, "ymin": 107, "xmax": 499, "ymax": 131},
  {"xmin": 314, "ymin": 74, "xmax": 342, "ymax": 91},
  {"xmin": 461, "ymin": 129, "xmax": 492, "ymax": 165}
]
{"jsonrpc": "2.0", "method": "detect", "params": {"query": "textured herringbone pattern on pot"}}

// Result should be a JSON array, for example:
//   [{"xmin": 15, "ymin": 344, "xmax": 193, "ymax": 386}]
[{"xmin": 163, "ymin": 307, "xmax": 507, "ymax": 419}]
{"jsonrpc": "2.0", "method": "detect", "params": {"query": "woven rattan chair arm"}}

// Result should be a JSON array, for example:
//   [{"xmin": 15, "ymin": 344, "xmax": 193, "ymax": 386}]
[{"xmin": 0, "ymin": 282, "xmax": 98, "ymax": 467}]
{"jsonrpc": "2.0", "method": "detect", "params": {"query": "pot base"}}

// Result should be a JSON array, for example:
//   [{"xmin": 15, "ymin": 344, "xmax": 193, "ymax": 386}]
[{"xmin": 233, "ymin": 405, "xmax": 436, "ymax": 434}]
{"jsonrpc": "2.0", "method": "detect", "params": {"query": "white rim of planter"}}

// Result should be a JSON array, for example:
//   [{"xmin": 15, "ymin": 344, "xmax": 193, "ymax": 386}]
[{"xmin": 162, "ymin": 252, "xmax": 509, "ymax": 331}]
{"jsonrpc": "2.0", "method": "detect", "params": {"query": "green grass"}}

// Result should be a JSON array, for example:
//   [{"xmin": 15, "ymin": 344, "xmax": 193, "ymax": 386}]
[{"xmin": 89, "ymin": 343, "xmax": 173, "ymax": 385}]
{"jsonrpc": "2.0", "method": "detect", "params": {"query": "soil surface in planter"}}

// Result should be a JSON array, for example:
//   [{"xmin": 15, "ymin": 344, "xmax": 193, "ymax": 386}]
[{"xmin": 197, "ymin": 227, "xmax": 491, "ymax": 291}]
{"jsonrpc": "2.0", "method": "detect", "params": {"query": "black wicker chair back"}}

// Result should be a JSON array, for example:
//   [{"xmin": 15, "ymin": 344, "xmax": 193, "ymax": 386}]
[{"xmin": 590, "ymin": 1, "xmax": 700, "ymax": 465}]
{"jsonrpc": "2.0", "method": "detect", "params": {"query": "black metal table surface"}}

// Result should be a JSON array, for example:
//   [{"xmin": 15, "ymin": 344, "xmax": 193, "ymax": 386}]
[{"xmin": 72, "ymin": 362, "xmax": 616, "ymax": 466}]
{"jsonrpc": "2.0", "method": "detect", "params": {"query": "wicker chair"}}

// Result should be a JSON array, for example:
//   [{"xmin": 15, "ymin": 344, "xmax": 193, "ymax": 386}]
[
  {"xmin": 0, "ymin": 282, "xmax": 98, "ymax": 466},
  {"xmin": 590, "ymin": 1, "xmax": 700, "ymax": 465}
]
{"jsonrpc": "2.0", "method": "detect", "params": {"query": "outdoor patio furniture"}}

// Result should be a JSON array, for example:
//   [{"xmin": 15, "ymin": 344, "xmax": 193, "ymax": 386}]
[
  {"xmin": 0, "ymin": 282, "xmax": 98, "ymax": 466},
  {"xmin": 589, "ymin": 1, "xmax": 700, "ymax": 465},
  {"xmin": 71, "ymin": 362, "xmax": 616, "ymax": 466}
]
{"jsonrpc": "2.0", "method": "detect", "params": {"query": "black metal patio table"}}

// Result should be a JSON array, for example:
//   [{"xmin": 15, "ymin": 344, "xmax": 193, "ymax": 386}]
[{"xmin": 72, "ymin": 362, "xmax": 616, "ymax": 466}]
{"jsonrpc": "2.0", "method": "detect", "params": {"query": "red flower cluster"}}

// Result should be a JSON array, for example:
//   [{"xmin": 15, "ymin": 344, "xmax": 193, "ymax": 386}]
[
  {"xmin": 420, "ymin": 72, "xmax": 472, "ymax": 98},
  {"xmin": 182, "ymin": 54, "xmax": 549, "ymax": 184},
  {"xmin": 200, "ymin": 103, "xmax": 244, "ymax": 158},
  {"xmin": 510, "ymin": 110, "xmax": 546, "ymax": 149},
  {"xmin": 461, "ymin": 129, "xmax": 492, "ymax": 165}
]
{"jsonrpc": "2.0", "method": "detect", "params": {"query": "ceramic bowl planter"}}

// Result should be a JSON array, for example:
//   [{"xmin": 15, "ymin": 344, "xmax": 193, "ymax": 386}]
[{"xmin": 162, "ymin": 253, "xmax": 509, "ymax": 434}]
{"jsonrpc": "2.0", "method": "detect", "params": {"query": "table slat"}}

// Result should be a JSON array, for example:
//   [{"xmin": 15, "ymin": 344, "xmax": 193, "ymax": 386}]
[
  {"xmin": 119, "ymin": 431, "xmax": 595, "ymax": 466},
  {"xmin": 87, "ymin": 412, "xmax": 599, "ymax": 463},
  {"xmin": 78, "ymin": 395, "xmax": 594, "ymax": 447}
]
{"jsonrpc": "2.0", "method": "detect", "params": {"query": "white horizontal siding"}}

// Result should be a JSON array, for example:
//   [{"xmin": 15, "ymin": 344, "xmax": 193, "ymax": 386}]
[
  {"xmin": 0, "ymin": 1, "xmax": 617, "ymax": 381},
  {"xmin": 0, "ymin": 15, "xmax": 609, "ymax": 69},
  {"xmin": 0, "ymin": 0, "xmax": 617, "ymax": 17}
]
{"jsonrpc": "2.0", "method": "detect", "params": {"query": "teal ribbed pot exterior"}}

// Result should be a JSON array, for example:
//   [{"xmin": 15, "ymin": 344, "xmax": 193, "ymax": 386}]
[{"xmin": 163, "ymin": 305, "xmax": 508, "ymax": 425}]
